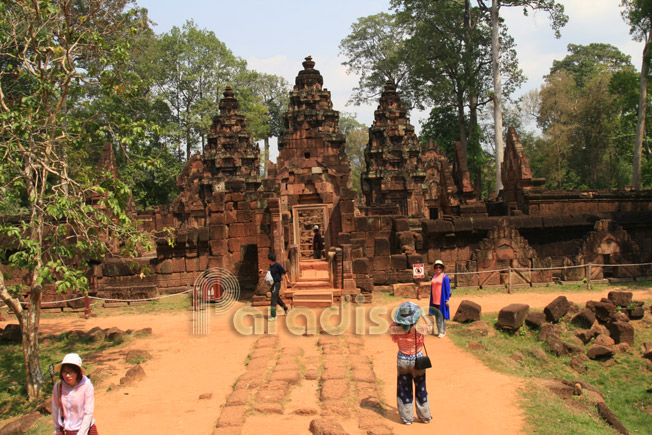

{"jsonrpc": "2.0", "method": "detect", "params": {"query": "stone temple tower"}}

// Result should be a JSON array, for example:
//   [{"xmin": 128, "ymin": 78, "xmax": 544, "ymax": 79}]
[{"xmin": 270, "ymin": 56, "xmax": 353, "ymax": 257}]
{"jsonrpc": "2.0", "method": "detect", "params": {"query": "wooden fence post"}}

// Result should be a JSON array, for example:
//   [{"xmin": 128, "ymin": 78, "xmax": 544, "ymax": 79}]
[
  {"xmin": 506, "ymin": 267, "xmax": 511, "ymax": 293},
  {"xmin": 587, "ymin": 264, "xmax": 592, "ymax": 290}
]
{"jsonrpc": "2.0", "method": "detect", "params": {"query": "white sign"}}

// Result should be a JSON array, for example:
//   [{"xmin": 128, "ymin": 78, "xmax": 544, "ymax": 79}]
[{"xmin": 412, "ymin": 263, "xmax": 425, "ymax": 279}]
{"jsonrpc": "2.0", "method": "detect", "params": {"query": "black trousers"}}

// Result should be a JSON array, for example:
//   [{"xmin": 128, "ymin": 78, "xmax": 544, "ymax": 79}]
[{"xmin": 270, "ymin": 281, "xmax": 287, "ymax": 316}]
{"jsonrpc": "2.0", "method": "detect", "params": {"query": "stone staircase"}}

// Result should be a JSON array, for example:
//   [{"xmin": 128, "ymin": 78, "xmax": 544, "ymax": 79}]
[{"xmin": 287, "ymin": 259, "xmax": 339, "ymax": 308}]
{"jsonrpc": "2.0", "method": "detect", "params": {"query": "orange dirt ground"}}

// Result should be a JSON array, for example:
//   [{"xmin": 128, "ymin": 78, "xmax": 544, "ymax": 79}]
[{"xmin": 2, "ymin": 287, "xmax": 650, "ymax": 434}]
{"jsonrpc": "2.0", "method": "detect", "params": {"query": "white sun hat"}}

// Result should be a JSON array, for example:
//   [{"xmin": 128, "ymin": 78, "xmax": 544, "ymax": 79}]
[{"xmin": 54, "ymin": 353, "xmax": 87, "ymax": 375}]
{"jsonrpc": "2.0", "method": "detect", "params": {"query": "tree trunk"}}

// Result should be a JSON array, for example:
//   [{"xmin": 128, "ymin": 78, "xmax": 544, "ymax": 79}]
[
  {"xmin": 0, "ymin": 273, "xmax": 44, "ymax": 401},
  {"xmin": 22, "ymin": 290, "xmax": 44, "ymax": 401},
  {"xmin": 264, "ymin": 136, "xmax": 270, "ymax": 177},
  {"xmin": 491, "ymin": 0, "xmax": 504, "ymax": 195},
  {"xmin": 633, "ymin": 36, "xmax": 651, "ymax": 190},
  {"xmin": 456, "ymin": 99, "xmax": 468, "ymax": 153}
]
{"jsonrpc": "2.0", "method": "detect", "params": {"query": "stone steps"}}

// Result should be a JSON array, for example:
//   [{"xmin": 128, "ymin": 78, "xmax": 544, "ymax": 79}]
[{"xmin": 292, "ymin": 289, "xmax": 334, "ymax": 308}]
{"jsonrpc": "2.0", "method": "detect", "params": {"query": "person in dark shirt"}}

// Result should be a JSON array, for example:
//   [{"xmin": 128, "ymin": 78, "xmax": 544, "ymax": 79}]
[
  {"xmin": 264, "ymin": 253, "xmax": 289, "ymax": 320},
  {"xmin": 312, "ymin": 225, "xmax": 324, "ymax": 259}
]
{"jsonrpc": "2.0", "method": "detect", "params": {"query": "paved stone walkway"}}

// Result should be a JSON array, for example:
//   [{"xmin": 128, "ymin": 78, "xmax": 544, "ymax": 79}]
[{"xmin": 212, "ymin": 333, "xmax": 392, "ymax": 435}]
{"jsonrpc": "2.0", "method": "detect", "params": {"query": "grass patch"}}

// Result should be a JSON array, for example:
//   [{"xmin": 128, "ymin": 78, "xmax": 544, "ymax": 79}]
[
  {"xmin": 448, "ymin": 300, "xmax": 652, "ymax": 434},
  {"xmin": 0, "ymin": 331, "xmax": 129, "ymax": 423}
]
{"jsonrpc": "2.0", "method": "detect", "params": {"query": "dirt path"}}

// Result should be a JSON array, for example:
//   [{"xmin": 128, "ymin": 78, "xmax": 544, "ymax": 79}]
[{"xmin": 4, "ymin": 287, "xmax": 650, "ymax": 434}]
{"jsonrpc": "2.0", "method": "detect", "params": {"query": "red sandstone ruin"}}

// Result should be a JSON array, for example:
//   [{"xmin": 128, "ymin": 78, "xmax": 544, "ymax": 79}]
[{"xmin": 10, "ymin": 57, "xmax": 652, "ymax": 309}]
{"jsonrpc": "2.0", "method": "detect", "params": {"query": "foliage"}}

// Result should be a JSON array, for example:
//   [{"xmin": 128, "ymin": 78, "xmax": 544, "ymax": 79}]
[
  {"xmin": 339, "ymin": 113, "xmax": 369, "ymax": 196},
  {"xmin": 0, "ymin": 0, "xmax": 151, "ymax": 400},
  {"xmin": 533, "ymin": 44, "xmax": 646, "ymax": 189},
  {"xmin": 390, "ymin": 1, "xmax": 507, "ymax": 197},
  {"xmin": 549, "ymin": 43, "xmax": 635, "ymax": 88},
  {"xmin": 621, "ymin": 0, "xmax": 652, "ymax": 189},
  {"xmin": 339, "ymin": 13, "xmax": 412, "ymax": 106},
  {"xmin": 148, "ymin": 20, "xmax": 248, "ymax": 160}
]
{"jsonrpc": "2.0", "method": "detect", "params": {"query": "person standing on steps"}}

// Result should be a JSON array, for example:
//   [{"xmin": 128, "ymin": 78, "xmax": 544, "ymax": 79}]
[
  {"xmin": 264, "ymin": 253, "xmax": 290, "ymax": 320},
  {"xmin": 312, "ymin": 225, "xmax": 324, "ymax": 259},
  {"xmin": 429, "ymin": 259, "xmax": 451, "ymax": 337},
  {"xmin": 390, "ymin": 301, "xmax": 433, "ymax": 425}
]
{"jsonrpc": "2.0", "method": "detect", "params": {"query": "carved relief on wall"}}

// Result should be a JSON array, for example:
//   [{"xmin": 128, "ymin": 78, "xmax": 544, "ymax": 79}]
[{"xmin": 578, "ymin": 219, "xmax": 642, "ymax": 278}]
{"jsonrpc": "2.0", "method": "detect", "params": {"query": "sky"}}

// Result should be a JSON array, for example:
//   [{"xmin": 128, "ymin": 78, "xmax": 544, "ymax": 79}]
[{"xmin": 136, "ymin": 0, "xmax": 644, "ymax": 157}]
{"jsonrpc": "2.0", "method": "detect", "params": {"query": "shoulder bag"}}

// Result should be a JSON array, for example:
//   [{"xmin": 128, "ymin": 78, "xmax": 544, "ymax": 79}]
[{"xmin": 414, "ymin": 326, "xmax": 432, "ymax": 370}]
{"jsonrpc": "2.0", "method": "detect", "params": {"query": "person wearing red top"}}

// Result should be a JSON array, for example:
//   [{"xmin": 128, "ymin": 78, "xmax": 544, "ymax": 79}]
[
  {"xmin": 429, "ymin": 260, "xmax": 451, "ymax": 337},
  {"xmin": 390, "ymin": 301, "xmax": 433, "ymax": 425},
  {"xmin": 52, "ymin": 353, "xmax": 98, "ymax": 435}
]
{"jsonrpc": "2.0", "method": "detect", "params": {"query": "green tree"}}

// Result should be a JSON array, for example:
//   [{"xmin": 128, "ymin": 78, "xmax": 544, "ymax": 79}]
[
  {"xmin": 476, "ymin": 0, "xmax": 567, "ymax": 193},
  {"xmin": 537, "ymin": 71, "xmax": 578, "ymax": 188},
  {"xmin": 235, "ymin": 71, "xmax": 290, "ymax": 175},
  {"xmin": 621, "ymin": 0, "xmax": 652, "ymax": 189},
  {"xmin": 393, "ymin": 0, "xmax": 522, "ymax": 195},
  {"xmin": 339, "ymin": 13, "xmax": 411, "ymax": 105},
  {"xmin": 151, "ymin": 20, "xmax": 247, "ymax": 161},
  {"xmin": 0, "ymin": 0, "xmax": 150, "ymax": 401},
  {"xmin": 535, "ymin": 44, "xmax": 639, "ymax": 189},
  {"xmin": 339, "ymin": 113, "xmax": 369, "ymax": 196},
  {"xmin": 549, "ymin": 43, "xmax": 635, "ymax": 88}
]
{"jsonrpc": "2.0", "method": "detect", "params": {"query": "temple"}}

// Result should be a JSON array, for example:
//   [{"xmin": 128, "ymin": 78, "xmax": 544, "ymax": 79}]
[{"xmin": 13, "ymin": 57, "xmax": 652, "ymax": 308}]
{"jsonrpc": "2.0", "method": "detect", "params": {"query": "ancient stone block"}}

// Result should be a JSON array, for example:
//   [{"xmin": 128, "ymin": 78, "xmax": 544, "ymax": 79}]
[
  {"xmin": 374, "ymin": 238, "xmax": 390, "ymax": 257},
  {"xmin": 158, "ymin": 259, "xmax": 173, "ymax": 274},
  {"xmin": 606, "ymin": 321, "xmax": 634, "ymax": 345},
  {"xmin": 608, "ymin": 291, "xmax": 633, "ymax": 307},
  {"xmin": 544, "ymin": 296, "xmax": 571, "ymax": 323},
  {"xmin": 627, "ymin": 306, "xmax": 645, "ymax": 320},
  {"xmin": 571, "ymin": 308, "xmax": 596, "ymax": 329},
  {"xmin": 392, "ymin": 283, "xmax": 416, "ymax": 298},
  {"xmin": 372, "ymin": 256, "xmax": 390, "ymax": 272},
  {"xmin": 372, "ymin": 271, "xmax": 388, "ymax": 285},
  {"xmin": 594, "ymin": 302, "xmax": 617, "ymax": 323},
  {"xmin": 210, "ymin": 225, "xmax": 227, "ymax": 240},
  {"xmin": 453, "ymin": 300, "xmax": 482, "ymax": 323},
  {"xmin": 538, "ymin": 323, "xmax": 561, "ymax": 342},
  {"xmin": 352, "ymin": 258, "xmax": 370, "ymax": 275},
  {"xmin": 525, "ymin": 311, "xmax": 546, "ymax": 329},
  {"xmin": 171, "ymin": 257, "xmax": 185, "ymax": 273},
  {"xmin": 497, "ymin": 303, "xmax": 529, "ymax": 331},
  {"xmin": 390, "ymin": 254, "xmax": 407, "ymax": 271}
]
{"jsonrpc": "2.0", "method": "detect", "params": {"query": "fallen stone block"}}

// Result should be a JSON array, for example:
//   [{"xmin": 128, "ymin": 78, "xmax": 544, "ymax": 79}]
[
  {"xmin": 453, "ymin": 300, "xmax": 482, "ymax": 323},
  {"xmin": 497, "ymin": 303, "xmax": 529, "ymax": 331},
  {"xmin": 544, "ymin": 296, "xmax": 571, "ymax": 323}
]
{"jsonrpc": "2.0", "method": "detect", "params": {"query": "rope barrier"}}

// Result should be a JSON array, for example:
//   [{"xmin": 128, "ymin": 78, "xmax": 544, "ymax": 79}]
[
  {"xmin": 88, "ymin": 288, "xmax": 192, "ymax": 302},
  {"xmin": 15, "ymin": 288, "xmax": 193, "ymax": 306},
  {"xmin": 446, "ymin": 262, "xmax": 652, "ymax": 277}
]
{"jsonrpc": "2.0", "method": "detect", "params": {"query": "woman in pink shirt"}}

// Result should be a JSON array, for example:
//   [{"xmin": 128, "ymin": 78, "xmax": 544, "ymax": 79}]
[
  {"xmin": 52, "ymin": 353, "xmax": 98, "ymax": 435},
  {"xmin": 390, "ymin": 301, "xmax": 432, "ymax": 424},
  {"xmin": 429, "ymin": 260, "xmax": 451, "ymax": 337}
]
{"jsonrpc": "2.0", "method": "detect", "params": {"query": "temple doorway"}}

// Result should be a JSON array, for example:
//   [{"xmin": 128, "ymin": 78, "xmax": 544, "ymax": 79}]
[{"xmin": 292, "ymin": 204, "xmax": 329, "ymax": 259}]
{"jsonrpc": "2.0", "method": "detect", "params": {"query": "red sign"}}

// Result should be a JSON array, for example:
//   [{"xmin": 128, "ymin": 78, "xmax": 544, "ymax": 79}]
[{"xmin": 412, "ymin": 263, "xmax": 425, "ymax": 279}]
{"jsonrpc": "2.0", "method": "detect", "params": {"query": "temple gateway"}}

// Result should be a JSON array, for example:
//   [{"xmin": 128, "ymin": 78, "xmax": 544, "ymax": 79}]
[{"xmin": 58, "ymin": 57, "xmax": 652, "ymax": 308}]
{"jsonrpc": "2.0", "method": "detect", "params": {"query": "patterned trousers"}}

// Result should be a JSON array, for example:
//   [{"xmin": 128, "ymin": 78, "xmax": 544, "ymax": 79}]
[{"xmin": 396, "ymin": 354, "xmax": 431, "ymax": 423}]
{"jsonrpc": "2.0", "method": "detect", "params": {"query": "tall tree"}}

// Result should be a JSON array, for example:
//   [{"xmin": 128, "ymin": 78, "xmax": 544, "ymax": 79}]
[
  {"xmin": 393, "ymin": 0, "xmax": 523, "ymax": 195},
  {"xmin": 549, "ymin": 43, "xmax": 635, "ymax": 87},
  {"xmin": 621, "ymin": 0, "xmax": 652, "ymax": 190},
  {"xmin": 0, "ymin": 0, "xmax": 150, "ymax": 400},
  {"xmin": 476, "ymin": 0, "xmax": 567, "ymax": 194},
  {"xmin": 339, "ymin": 113, "xmax": 369, "ymax": 196},
  {"xmin": 339, "ymin": 13, "xmax": 412, "ymax": 105},
  {"xmin": 152, "ymin": 20, "xmax": 247, "ymax": 160},
  {"xmin": 235, "ymin": 71, "xmax": 290, "ymax": 175}
]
